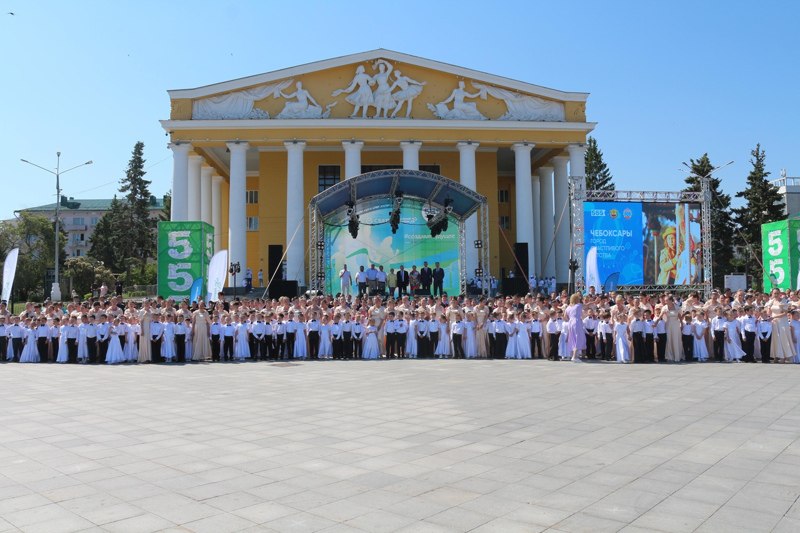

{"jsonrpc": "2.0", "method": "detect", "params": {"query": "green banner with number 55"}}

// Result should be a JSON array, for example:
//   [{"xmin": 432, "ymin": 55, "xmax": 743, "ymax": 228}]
[
  {"xmin": 761, "ymin": 220, "xmax": 800, "ymax": 291},
  {"xmin": 157, "ymin": 222, "xmax": 214, "ymax": 301}
]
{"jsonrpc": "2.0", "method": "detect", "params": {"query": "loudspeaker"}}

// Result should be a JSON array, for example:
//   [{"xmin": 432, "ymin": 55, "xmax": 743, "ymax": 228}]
[
  {"xmin": 513, "ymin": 242, "xmax": 529, "ymax": 278},
  {"xmin": 414, "ymin": 288, "xmax": 431, "ymax": 296},
  {"xmin": 267, "ymin": 245, "xmax": 284, "ymax": 299}
]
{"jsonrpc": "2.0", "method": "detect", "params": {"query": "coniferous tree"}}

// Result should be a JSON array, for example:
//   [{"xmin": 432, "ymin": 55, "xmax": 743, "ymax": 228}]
[
  {"xmin": 118, "ymin": 142, "xmax": 155, "ymax": 272},
  {"xmin": 88, "ymin": 196, "xmax": 128, "ymax": 272},
  {"xmin": 584, "ymin": 136, "xmax": 614, "ymax": 190},
  {"xmin": 159, "ymin": 190, "xmax": 171, "ymax": 222},
  {"xmin": 681, "ymin": 154, "xmax": 735, "ymax": 289},
  {"xmin": 733, "ymin": 144, "xmax": 783, "ymax": 288}
]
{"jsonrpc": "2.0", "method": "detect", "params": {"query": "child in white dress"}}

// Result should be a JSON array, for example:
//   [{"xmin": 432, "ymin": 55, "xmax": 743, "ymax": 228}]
[
  {"xmin": 234, "ymin": 317, "xmax": 251, "ymax": 360},
  {"xmin": 19, "ymin": 321, "xmax": 39, "ymax": 363},
  {"xmin": 435, "ymin": 316, "xmax": 451, "ymax": 358},
  {"xmin": 185, "ymin": 318, "xmax": 193, "ymax": 361},
  {"xmin": 125, "ymin": 319, "xmax": 139, "ymax": 362},
  {"xmin": 724, "ymin": 310, "xmax": 745, "ymax": 362},
  {"xmin": 161, "ymin": 316, "xmax": 177, "ymax": 363},
  {"xmin": 362, "ymin": 318, "xmax": 380, "ymax": 359},
  {"xmin": 463, "ymin": 313, "xmax": 477, "ymax": 358},
  {"xmin": 613, "ymin": 317, "xmax": 631, "ymax": 363},
  {"xmin": 56, "ymin": 322, "xmax": 69, "ymax": 363},
  {"xmin": 504, "ymin": 313, "xmax": 518, "ymax": 359},
  {"xmin": 790, "ymin": 311, "xmax": 800, "ymax": 363},
  {"xmin": 106, "ymin": 319, "xmax": 127, "ymax": 364},
  {"xmin": 516, "ymin": 313, "xmax": 532, "ymax": 359},
  {"xmin": 693, "ymin": 311, "xmax": 710, "ymax": 362},
  {"xmin": 293, "ymin": 319, "xmax": 308, "ymax": 360},
  {"xmin": 406, "ymin": 314, "xmax": 418, "ymax": 358},
  {"xmin": 319, "ymin": 316, "xmax": 333, "ymax": 359}
]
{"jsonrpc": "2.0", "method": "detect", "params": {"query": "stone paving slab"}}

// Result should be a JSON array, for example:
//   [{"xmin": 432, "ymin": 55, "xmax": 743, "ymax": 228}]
[{"xmin": 0, "ymin": 360, "xmax": 798, "ymax": 532}]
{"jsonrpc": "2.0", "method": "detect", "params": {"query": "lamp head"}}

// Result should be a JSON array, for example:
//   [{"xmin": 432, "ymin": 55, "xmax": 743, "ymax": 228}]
[{"xmin": 86, "ymin": 161, "xmax": 93, "ymax": 165}]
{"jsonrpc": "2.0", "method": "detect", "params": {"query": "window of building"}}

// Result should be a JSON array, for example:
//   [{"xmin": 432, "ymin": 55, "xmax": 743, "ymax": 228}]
[
  {"xmin": 247, "ymin": 217, "xmax": 259, "ymax": 231},
  {"xmin": 73, "ymin": 217, "xmax": 84, "ymax": 225},
  {"xmin": 72, "ymin": 233, "xmax": 84, "ymax": 242},
  {"xmin": 74, "ymin": 249, "xmax": 82, "ymax": 257},
  {"xmin": 498, "ymin": 190, "xmax": 509, "ymax": 203},
  {"xmin": 360, "ymin": 164, "xmax": 441, "ymax": 175},
  {"xmin": 318, "ymin": 165, "xmax": 341, "ymax": 192},
  {"xmin": 246, "ymin": 190, "xmax": 259, "ymax": 204},
  {"xmin": 91, "ymin": 217, "xmax": 99, "ymax": 225},
  {"xmin": 499, "ymin": 216, "xmax": 511, "ymax": 230}
]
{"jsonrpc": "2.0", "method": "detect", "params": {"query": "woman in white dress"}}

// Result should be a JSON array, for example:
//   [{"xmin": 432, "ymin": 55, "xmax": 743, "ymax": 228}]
[
  {"xmin": 293, "ymin": 319, "xmax": 308, "ymax": 360},
  {"xmin": 504, "ymin": 313, "xmax": 518, "ymax": 359},
  {"xmin": 19, "ymin": 322, "xmax": 39, "ymax": 363},
  {"xmin": 435, "ymin": 317, "xmax": 451, "ymax": 358},
  {"xmin": 614, "ymin": 317, "xmax": 631, "ymax": 363},
  {"xmin": 723, "ymin": 311, "xmax": 744, "ymax": 362},
  {"xmin": 463, "ymin": 313, "xmax": 477, "ymax": 358},
  {"xmin": 234, "ymin": 318, "xmax": 250, "ymax": 361},
  {"xmin": 693, "ymin": 311, "xmax": 710, "ymax": 362},
  {"xmin": 516, "ymin": 313, "xmax": 532, "ymax": 359},
  {"xmin": 319, "ymin": 317, "xmax": 333, "ymax": 360},
  {"xmin": 106, "ymin": 320, "xmax": 127, "ymax": 364},
  {"xmin": 362, "ymin": 318, "xmax": 380, "ymax": 360},
  {"xmin": 406, "ymin": 314, "xmax": 418, "ymax": 358}
]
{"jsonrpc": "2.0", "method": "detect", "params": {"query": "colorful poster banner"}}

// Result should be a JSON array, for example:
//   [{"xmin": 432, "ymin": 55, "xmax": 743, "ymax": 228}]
[
  {"xmin": 1, "ymin": 247, "xmax": 20, "ymax": 302},
  {"xmin": 583, "ymin": 202, "xmax": 701, "ymax": 290},
  {"xmin": 157, "ymin": 222, "xmax": 214, "ymax": 301},
  {"xmin": 324, "ymin": 199, "xmax": 460, "ymax": 295}
]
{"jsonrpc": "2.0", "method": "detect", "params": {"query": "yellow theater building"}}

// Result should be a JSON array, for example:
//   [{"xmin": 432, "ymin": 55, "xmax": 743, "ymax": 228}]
[{"xmin": 160, "ymin": 49, "xmax": 594, "ymax": 289}]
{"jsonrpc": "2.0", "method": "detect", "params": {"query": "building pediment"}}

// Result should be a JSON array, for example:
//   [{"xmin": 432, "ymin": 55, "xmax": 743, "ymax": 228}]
[{"xmin": 168, "ymin": 49, "xmax": 588, "ymax": 123}]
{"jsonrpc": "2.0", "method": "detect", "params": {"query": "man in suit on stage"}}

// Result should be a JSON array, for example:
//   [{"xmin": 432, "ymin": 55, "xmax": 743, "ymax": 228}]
[
  {"xmin": 396, "ymin": 265, "xmax": 409, "ymax": 296},
  {"xmin": 433, "ymin": 262, "xmax": 445, "ymax": 297},
  {"xmin": 420, "ymin": 261, "xmax": 433, "ymax": 295}
]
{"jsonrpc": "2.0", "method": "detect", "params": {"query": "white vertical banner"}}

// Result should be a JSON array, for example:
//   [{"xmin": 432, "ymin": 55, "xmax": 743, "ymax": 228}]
[
  {"xmin": 206, "ymin": 249, "xmax": 228, "ymax": 302},
  {"xmin": 1, "ymin": 248, "xmax": 19, "ymax": 302}
]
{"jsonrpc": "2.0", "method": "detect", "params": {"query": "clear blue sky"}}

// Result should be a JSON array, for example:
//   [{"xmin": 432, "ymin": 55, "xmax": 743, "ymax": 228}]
[{"xmin": 1, "ymin": 0, "xmax": 798, "ymax": 220}]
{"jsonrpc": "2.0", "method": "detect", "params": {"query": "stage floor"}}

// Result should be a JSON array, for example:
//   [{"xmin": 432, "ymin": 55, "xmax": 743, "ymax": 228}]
[{"xmin": 0, "ymin": 360, "xmax": 798, "ymax": 532}]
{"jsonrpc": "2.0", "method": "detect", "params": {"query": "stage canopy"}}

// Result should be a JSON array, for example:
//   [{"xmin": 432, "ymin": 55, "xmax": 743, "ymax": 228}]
[{"xmin": 308, "ymin": 169, "xmax": 490, "ymax": 296}]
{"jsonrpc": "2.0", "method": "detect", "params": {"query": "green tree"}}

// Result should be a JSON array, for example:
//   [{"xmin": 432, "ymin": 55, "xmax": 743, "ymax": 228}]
[
  {"xmin": 733, "ymin": 144, "xmax": 783, "ymax": 289},
  {"xmin": 159, "ymin": 190, "xmax": 171, "ymax": 222},
  {"xmin": 681, "ymin": 154, "xmax": 735, "ymax": 289},
  {"xmin": 584, "ymin": 136, "xmax": 614, "ymax": 190},
  {"xmin": 63, "ymin": 256, "xmax": 114, "ymax": 297},
  {"xmin": 88, "ymin": 196, "xmax": 128, "ymax": 272},
  {"xmin": 3, "ymin": 212, "xmax": 66, "ymax": 301},
  {"xmin": 118, "ymin": 141, "xmax": 155, "ymax": 274}
]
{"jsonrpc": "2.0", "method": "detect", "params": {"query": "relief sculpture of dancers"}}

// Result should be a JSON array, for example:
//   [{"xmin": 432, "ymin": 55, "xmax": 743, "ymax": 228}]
[
  {"xmin": 389, "ymin": 70, "xmax": 426, "ymax": 118},
  {"xmin": 332, "ymin": 65, "xmax": 375, "ymax": 118}
]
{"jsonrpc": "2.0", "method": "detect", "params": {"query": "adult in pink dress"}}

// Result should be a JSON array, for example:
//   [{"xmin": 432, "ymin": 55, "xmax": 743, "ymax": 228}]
[{"xmin": 565, "ymin": 293, "xmax": 586, "ymax": 362}]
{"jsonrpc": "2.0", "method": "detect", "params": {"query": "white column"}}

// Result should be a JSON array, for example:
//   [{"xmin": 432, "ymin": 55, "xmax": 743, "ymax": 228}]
[
  {"xmin": 457, "ymin": 142, "xmax": 479, "ymax": 278},
  {"xmin": 552, "ymin": 155, "xmax": 570, "ymax": 285},
  {"xmin": 211, "ymin": 175, "xmax": 223, "ymax": 253},
  {"xmin": 531, "ymin": 171, "xmax": 542, "ymax": 278},
  {"xmin": 169, "ymin": 143, "xmax": 191, "ymax": 221},
  {"xmin": 567, "ymin": 143, "xmax": 587, "ymax": 179},
  {"xmin": 187, "ymin": 155, "xmax": 203, "ymax": 221},
  {"xmin": 227, "ymin": 142, "xmax": 249, "ymax": 285},
  {"xmin": 285, "ymin": 141, "xmax": 306, "ymax": 285},
  {"xmin": 512, "ymin": 143, "xmax": 535, "ymax": 279},
  {"xmin": 401, "ymin": 141, "xmax": 421, "ymax": 170},
  {"xmin": 342, "ymin": 140, "xmax": 363, "ymax": 179},
  {"xmin": 200, "ymin": 165, "xmax": 213, "ymax": 226},
  {"xmin": 538, "ymin": 166, "xmax": 555, "ymax": 278}
]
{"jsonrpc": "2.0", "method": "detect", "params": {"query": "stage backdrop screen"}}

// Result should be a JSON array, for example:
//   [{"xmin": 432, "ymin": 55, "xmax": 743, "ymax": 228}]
[
  {"xmin": 324, "ymin": 199, "xmax": 460, "ymax": 296},
  {"xmin": 583, "ymin": 201, "xmax": 701, "ymax": 290}
]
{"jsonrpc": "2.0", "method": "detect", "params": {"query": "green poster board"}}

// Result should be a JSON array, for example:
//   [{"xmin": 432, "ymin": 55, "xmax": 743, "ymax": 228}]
[
  {"xmin": 762, "ymin": 220, "xmax": 800, "ymax": 291},
  {"xmin": 157, "ymin": 221, "xmax": 214, "ymax": 301}
]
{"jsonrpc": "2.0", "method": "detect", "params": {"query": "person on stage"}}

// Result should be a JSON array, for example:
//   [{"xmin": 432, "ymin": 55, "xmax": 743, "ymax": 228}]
[
  {"xmin": 432, "ymin": 262, "xmax": 445, "ymax": 297},
  {"xmin": 339, "ymin": 264, "xmax": 352, "ymax": 299},
  {"xmin": 420, "ymin": 261, "xmax": 432, "ymax": 295}
]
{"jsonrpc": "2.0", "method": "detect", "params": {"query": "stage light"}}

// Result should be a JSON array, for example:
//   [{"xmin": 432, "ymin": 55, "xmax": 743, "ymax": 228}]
[
  {"xmin": 389, "ymin": 191, "xmax": 403, "ymax": 234},
  {"xmin": 346, "ymin": 202, "xmax": 359, "ymax": 239},
  {"xmin": 316, "ymin": 241, "xmax": 325, "ymax": 251},
  {"xmin": 474, "ymin": 240, "xmax": 483, "ymax": 249}
]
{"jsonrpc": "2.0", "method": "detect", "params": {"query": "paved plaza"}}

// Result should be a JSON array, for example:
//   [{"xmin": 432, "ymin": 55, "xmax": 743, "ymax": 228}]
[{"xmin": 0, "ymin": 361, "xmax": 799, "ymax": 532}]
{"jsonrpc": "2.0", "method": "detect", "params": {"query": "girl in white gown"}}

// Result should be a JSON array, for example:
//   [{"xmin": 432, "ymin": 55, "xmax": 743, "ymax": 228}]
[
  {"xmin": 78, "ymin": 317, "xmax": 89, "ymax": 363},
  {"xmin": 125, "ymin": 319, "xmax": 139, "ymax": 362},
  {"xmin": 19, "ymin": 322, "xmax": 39, "ymax": 363},
  {"xmin": 406, "ymin": 314, "xmax": 418, "ymax": 358},
  {"xmin": 463, "ymin": 313, "xmax": 477, "ymax": 358},
  {"xmin": 319, "ymin": 317, "xmax": 333, "ymax": 359},
  {"xmin": 106, "ymin": 320, "xmax": 127, "ymax": 364},
  {"xmin": 234, "ymin": 318, "xmax": 250, "ymax": 360},
  {"xmin": 614, "ymin": 318, "xmax": 631, "ymax": 362},
  {"xmin": 791, "ymin": 311, "xmax": 800, "ymax": 363},
  {"xmin": 161, "ymin": 316, "xmax": 177, "ymax": 362},
  {"xmin": 516, "ymin": 313, "xmax": 532, "ymax": 359},
  {"xmin": 362, "ymin": 319, "xmax": 380, "ymax": 359},
  {"xmin": 293, "ymin": 320, "xmax": 308, "ymax": 360},
  {"xmin": 504, "ymin": 314, "xmax": 518, "ymax": 359},
  {"xmin": 693, "ymin": 312, "xmax": 710, "ymax": 362},
  {"xmin": 56, "ymin": 323, "xmax": 69, "ymax": 363},
  {"xmin": 724, "ymin": 311, "xmax": 744, "ymax": 361},
  {"xmin": 435, "ymin": 317, "xmax": 451, "ymax": 358}
]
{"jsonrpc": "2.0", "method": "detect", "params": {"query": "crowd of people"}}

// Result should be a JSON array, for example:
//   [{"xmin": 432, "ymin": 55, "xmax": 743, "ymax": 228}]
[{"xmin": 0, "ymin": 286, "xmax": 798, "ymax": 365}]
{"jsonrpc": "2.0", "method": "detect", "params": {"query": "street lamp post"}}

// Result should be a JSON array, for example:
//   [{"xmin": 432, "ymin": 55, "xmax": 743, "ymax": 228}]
[{"xmin": 21, "ymin": 153, "xmax": 93, "ymax": 301}]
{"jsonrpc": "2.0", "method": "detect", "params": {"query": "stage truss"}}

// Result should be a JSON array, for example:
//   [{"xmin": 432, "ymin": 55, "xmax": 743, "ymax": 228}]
[
  {"xmin": 570, "ymin": 178, "xmax": 713, "ymax": 299},
  {"xmin": 308, "ymin": 169, "xmax": 491, "ymax": 298}
]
